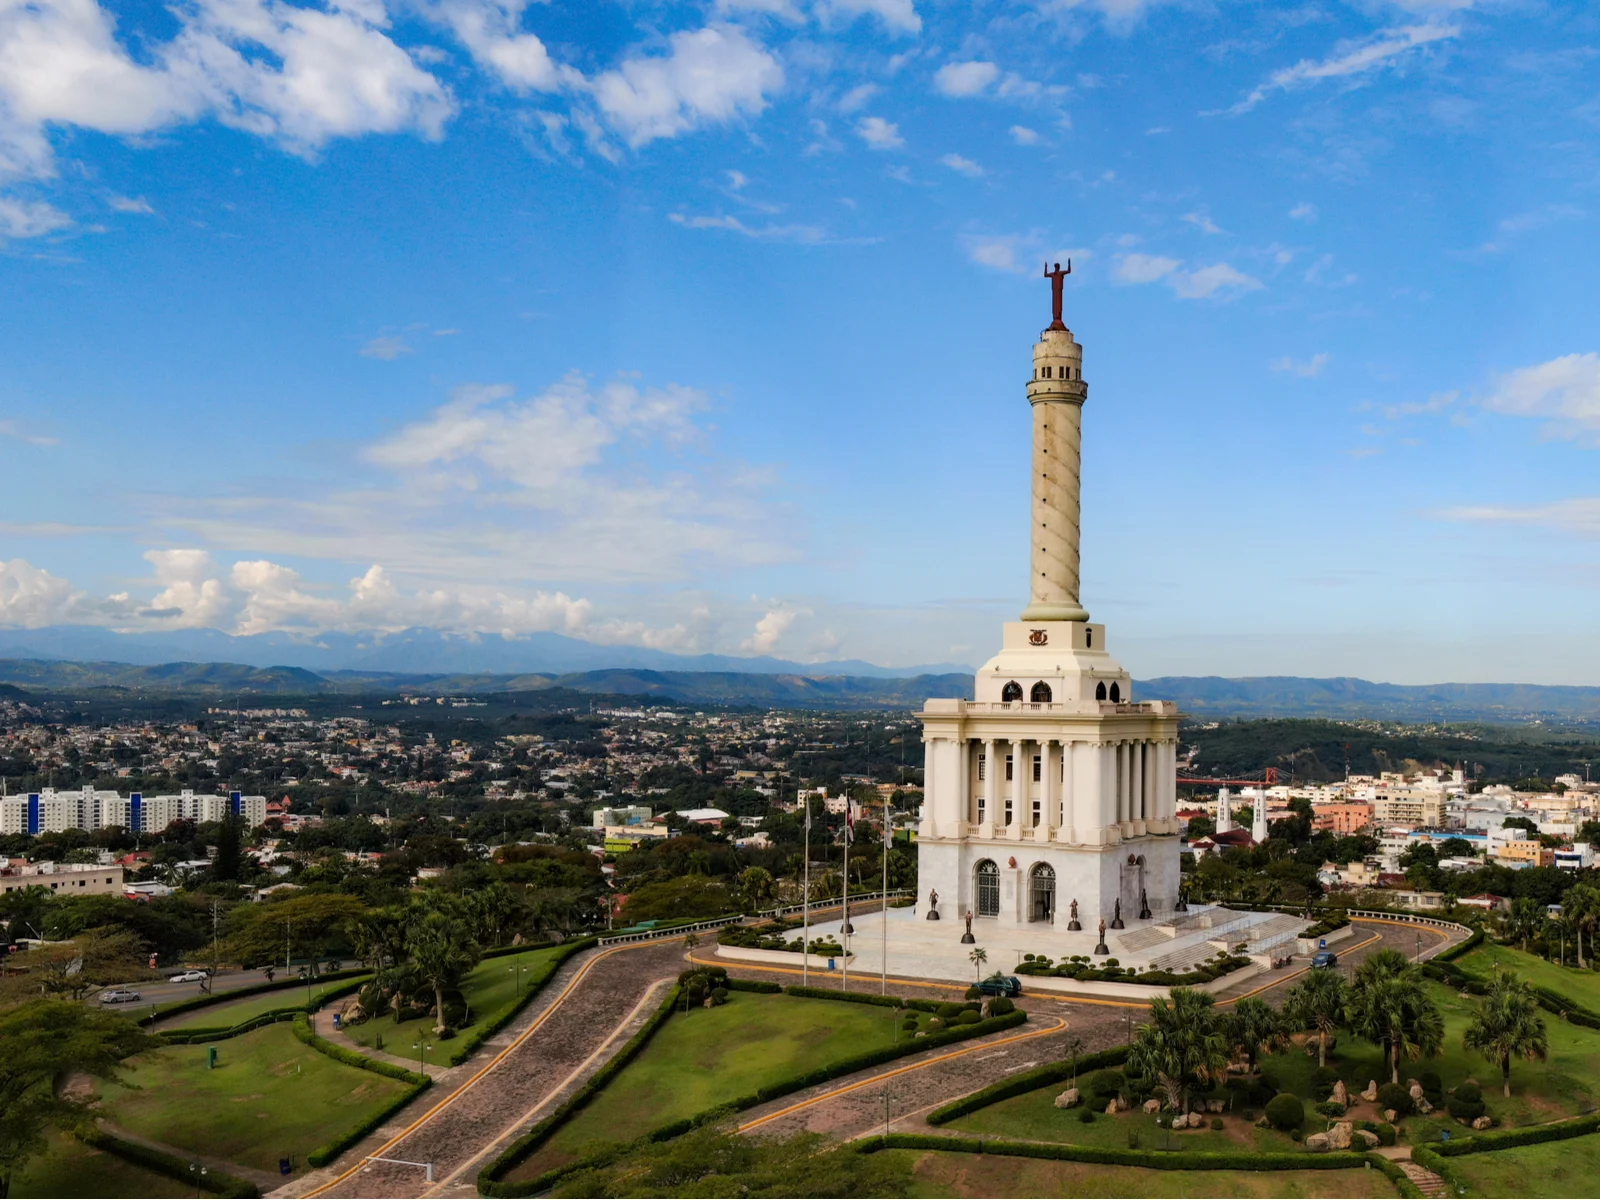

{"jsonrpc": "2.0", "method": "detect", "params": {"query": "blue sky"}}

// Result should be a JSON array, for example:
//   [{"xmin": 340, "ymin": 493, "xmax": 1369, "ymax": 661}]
[{"xmin": 2, "ymin": 0, "xmax": 1599, "ymax": 684}]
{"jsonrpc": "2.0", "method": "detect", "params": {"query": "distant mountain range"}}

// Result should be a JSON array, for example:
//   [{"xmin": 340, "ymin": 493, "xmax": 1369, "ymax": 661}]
[
  {"xmin": 0, "ymin": 625, "xmax": 969, "ymax": 679},
  {"xmin": 0, "ymin": 649, "xmax": 1597, "ymax": 720}
]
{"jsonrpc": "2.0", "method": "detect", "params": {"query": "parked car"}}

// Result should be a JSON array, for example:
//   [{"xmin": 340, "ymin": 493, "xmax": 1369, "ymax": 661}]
[
  {"xmin": 976, "ymin": 973, "xmax": 1023, "ymax": 997},
  {"xmin": 1311, "ymin": 950, "xmax": 1339, "ymax": 970},
  {"xmin": 168, "ymin": 969, "xmax": 208, "ymax": 983},
  {"xmin": 99, "ymin": 988, "xmax": 142, "ymax": 1004}
]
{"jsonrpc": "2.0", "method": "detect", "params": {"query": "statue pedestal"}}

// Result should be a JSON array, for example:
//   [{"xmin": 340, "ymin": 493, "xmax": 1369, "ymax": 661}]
[
  {"xmin": 1093, "ymin": 940, "xmax": 1110, "ymax": 955},
  {"xmin": 926, "ymin": 909, "xmax": 941, "ymax": 920},
  {"xmin": 960, "ymin": 931, "xmax": 976, "ymax": 944},
  {"xmin": 1066, "ymin": 919, "xmax": 1081, "ymax": 931}
]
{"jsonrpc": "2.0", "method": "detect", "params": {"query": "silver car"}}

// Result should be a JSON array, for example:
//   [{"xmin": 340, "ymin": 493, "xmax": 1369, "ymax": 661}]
[
  {"xmin": 168, "ymin": 970, "xmax": 208, "ymax": 983},
  {"xmin": 99, "ymin": 988, "xmax": 142, "ymax": 1003}
]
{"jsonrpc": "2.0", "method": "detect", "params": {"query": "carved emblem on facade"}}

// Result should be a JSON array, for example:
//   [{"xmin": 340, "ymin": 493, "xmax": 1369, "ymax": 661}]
[{"xmin": 1027, "ymin": 628, "xmax": 1048, "ymax": 646}]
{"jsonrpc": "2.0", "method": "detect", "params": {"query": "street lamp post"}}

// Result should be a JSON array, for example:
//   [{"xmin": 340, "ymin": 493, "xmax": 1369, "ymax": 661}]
[
  {"xmin": 509, "ymin": 959, "xmax": 525, "ymax": 996},
  {"xmin": 412, "ymin": 1039, "xmax": 432, "ymax": 1073}
]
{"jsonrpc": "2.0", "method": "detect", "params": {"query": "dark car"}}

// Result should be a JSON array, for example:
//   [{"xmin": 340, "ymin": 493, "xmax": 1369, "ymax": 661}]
[
  {"xmin": 976, "ymin": 973, "xmax": 1023, "ymax": 997},
  {"xmin": 1311, "ymin": 950, "xmax": 1339, "ymax": 970}
]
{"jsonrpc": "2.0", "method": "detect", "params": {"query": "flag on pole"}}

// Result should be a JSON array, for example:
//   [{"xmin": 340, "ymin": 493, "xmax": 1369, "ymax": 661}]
[{"xmin": 845, "ymin": 796, "xmax": 855, "ymax": 840}]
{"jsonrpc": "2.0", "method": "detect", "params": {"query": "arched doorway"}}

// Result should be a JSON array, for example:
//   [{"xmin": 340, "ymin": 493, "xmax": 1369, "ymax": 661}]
[
  {"xmin": 1001, "ymin": 680, "xmax": 1023, "ymax": 702},
  {"xmin": 1030, "ymin": 680, "xmax": 1053, "ymax": 702},
  {"xmin": 1029, "ymin": 862, "xmax": 1056, "ymax": 922},
  {"xmin": 974, "ymin": 859, "xmax": 1000, "ymax": 917}
]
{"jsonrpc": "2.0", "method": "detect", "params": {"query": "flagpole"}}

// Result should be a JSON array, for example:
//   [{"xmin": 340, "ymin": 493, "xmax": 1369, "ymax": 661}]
[
  {"xmin": 801, "ymin": 793, "xmax": 811, "ymax": 988},
  {"xmin": 842, "ymin": 795, "xmax": 851, "ymax": 994},
  {"xmin": 881, "ymin": 796, "xmax": 890, "ymax": 996}
]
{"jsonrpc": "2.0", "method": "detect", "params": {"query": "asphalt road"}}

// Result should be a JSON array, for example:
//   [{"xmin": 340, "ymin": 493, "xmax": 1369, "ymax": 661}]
[{"xmin": 88, "ymin": 965, "xmax": 292, "ymax": 1009}]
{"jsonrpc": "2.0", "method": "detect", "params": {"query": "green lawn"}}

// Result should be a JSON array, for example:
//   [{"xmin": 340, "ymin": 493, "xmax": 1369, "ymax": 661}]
[
  {"xmin": 949, "ymin": 1088, "xmax": 1301, "ymax": 1153},
  {"xmin": 884, "ymin": 1148, "xmax": 1397, "ymax": 1198},
  {"xmin": 96, "ymin": 1022, "xmax": 410, "ymax": 1175},
  {"xmin": 166, "ymin": 978, "xmax": 362, "ymax": 1031},
  {"xmin": 10, "ymin": 1132, "xmax": 191, "ymax": 1199},
  {"xmin": 1258, "ymin": 982, "xmax": 1600, "ymax": 1138},
  {"xmin": 341, "ymin": 945, "xmax": 563, "ymax": 1063},
  {"xmin": 1458, "ymin": 942, "xmax": 1600, "ymax": 1012},
  {"xmin": 507, "ymin": 991, "xmax": 921, "ymax": 1182},
  {"xmin": 1445, "ymin": 1130, "xmax": 1600, "ymax": 1197}
]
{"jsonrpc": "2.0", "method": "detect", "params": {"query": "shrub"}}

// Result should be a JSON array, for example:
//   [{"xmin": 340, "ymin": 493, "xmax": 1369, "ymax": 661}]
[
  {"xmin": 990, "ymin": 997, "xmax": 1015, "ymax": 1016},
  {"xmin": 1420, "ymin": 1070, "xmax": 1442, "ymax": 1099},
  {"xmin": 1377, "ymin": 1082, "xmax": 1414, "ymax": 1117},
  {"xmin": 965, "ymin": 986, "xmax": 983, "ymax": 1000},
  {"xmin": 1374, "ymin": 1122, "xmax": 1396, "ymax": 1146},
  {"xmin": 1289, "ymin": 1128, "xmax": 1303, "ymax": 1142},
  {"xmin": 1210, "ymin": 1117, "xmax": 1224, "ymax": 1131},
  {"xmin": 1447, "ymin": 1095, "xmax": 1486, "ymax": 1122},
  {"xmin": 901, "ymin": 1016, "xmax": 918, "ymax": 1030},
  {"xmin": 1265, "ymin": 1093, "xmax": 1305, "ymax": 1131},
  {"xmin": 936, "ymin": 1002, "xmax": 964, "ymax": 1019},
  {"xmin": 1311, "ymin": 1066, "xmax": 1341, "ymax": 1099},
  {"xmin": 1315, "ymin": 1100, "xmax": 1347, "ymax": 1119},
  {"xmin": 1454, "ymin": 1081, "xmax": 1482, "ymax": 1104},
  {"xmin": 1078, "ymin": 1108, "xmax": 1096, "ymax": 1124},
  {"xmin": 954, "ymin": 1010, "xmax": 982, "ymax": 1026},
  {"xmin": 1088, "ymin": 1070, "xmax": 1125, "ymax": 1099},
  {"xmin": 927, "ymin": 1017, "xmax": 944, "ymax": 1030},
  {"xmin": 710, "ymin": 987, "xmax": 729, "ymax": 1004}
]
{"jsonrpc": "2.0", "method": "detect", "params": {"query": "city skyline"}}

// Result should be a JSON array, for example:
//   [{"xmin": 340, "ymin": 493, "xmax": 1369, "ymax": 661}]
[{"xmin": 3, "ymin": 0, "xmax": 1599, "ymax": 684}]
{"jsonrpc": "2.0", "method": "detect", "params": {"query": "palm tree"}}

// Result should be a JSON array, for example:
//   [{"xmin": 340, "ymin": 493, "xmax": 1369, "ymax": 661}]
[
  {"xmin": 1284, "ymin": 969, "xmax": 1348, "ymax": 1069},
  {"xmin": 406, "ymin": 910, "xmax": 482, "ymax": 1035},
  {"xmin": 1347, "ymin": 949, "xmax": 1444, "ymax": 1085},
  {"xmin": 1223, "ymin": 997, "xmax": 1289, "ymax": 1072},
  {"xmin": 1505, "ymin": 897, "xmax": 1545, "ymax": 957},
  {"xmin": 1126, "ymin": 988, "xmax": 1230, "ymax": 1113},
  {"xmin": 465, "ymin": 882, "xmax": 525, "ymax": 948},
  {"xmin": 969, "ymin": 947, "xmax": 988, "ymax": 980},
  {"xmin": 1463, "ymin": 967, "xmax": 1549, "ymax": 1098},
  {"xmin": 1564, "ymin": 885, "xmax": 1600, "ymax": 969}
]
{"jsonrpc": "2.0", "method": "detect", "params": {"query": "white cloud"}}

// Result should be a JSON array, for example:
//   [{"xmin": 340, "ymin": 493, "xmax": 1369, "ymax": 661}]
[
  {"xmin": 816, "ymin": 0, "xmax": 921, "ymax": 35},
  {"xmin": 838, "ymin": 82, "xmax": 878, "ymax": 112},
  {"xmin": 741, "ymin": 607, "xmax": 799, "ymax": 654},
  {"xmin": 360, "ymin": 335, "xmax": 413, "ymax": 360},
  {"xmin": 1222, "ymin": 24, "xmax": 1459, "ymax": 115},
  {"xmin": 1182, "ymin": 210, "xmax": 1223, "ymax": 235},
  {"xmin": 1498, "ymin": 203, "xmax": 1583, "ymax": 235},
  {"xmin": 856, "ymin": 115, "xmax": 903, "ymax": 149},
  {"xmin": 431, "ymin": 0, "xmax": 575, "ymax": 93},
  {"xmin": 668, "ymin": 211, "xmax": 825, "ymax": 242},
  {"xmin": 1170, "ymin": 262, "xmax": 1263, "ymax": 299},
  {"xmin": 1112, "ymin": 252, "xmax": 1180, "ymax": 284},
  {"xmin": 0, "ymin": 418, "xmax": 59, "ymax": 446},
  {"xmin": 0, "ymin": 0, "xmax": 454, "ymax": 186},
  {"xmin": 0, "ymin": 558, "xmax": 91, "ymax": 628},
  {"xmin": 1113, "ymin": 253, "xmax": 1261, "ymax": 299},
  {"xmin": 964, "ymin": 236, "xmax": 1025, "ymax": 273},
  {"xmin": 1481, "ymin": 352, "xmax": 1600, "ymax": 443},
  {"xmin": 939, "ymin": 152, "xmax": 982, "ymax": 177},
  {"xmin": 934, "ymin": 60, "xmax": 998, "ymax": 97},
  {"xmin": 1008, "ymin": 124, "xmax": 1038, "ymax": 145},
  {"xmin": 143, "ymin": 548, "xmax": 231, "ymax": 627},
  {"xmin": 1271, "ymin": 353, "xmax": 1330, "ymax": 378},
  {"xmin": 1437, "ymin": 498, "xmax": 1600, "ymax": 538},
  {"xmin": 716, "ymin": 0, "xmax": 803, "ymax": 15},
  {"xmin": 108, "ymin": 194, "xmax": 155, "ymax": 214},
  {"xmin": 592, "ymin": 24, "xmax": 783, "ymax": 147},
  {"xmin": 0, "ymin": 196, "xmax": 70, "ymax": 238},
  {"xmin": 1288, "ymin": 201, "xmax": 1317, "ymax": 221}
]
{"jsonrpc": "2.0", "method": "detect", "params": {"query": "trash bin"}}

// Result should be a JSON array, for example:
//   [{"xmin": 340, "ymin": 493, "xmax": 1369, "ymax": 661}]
[
  {"xmin": 208, "ymin": 1046, "xmax": 217, "ymax": 1069},
  {"xmin": 279, "ymin": 1158, "xmax": 292, "ymax": 1176},
  {"xmin": 333, "ymin": 1013, "xmax": 342, "ymax": 1029},
  {"xmin": 827, "ymin": 958, "xmax": 836, "ymax": 971}
]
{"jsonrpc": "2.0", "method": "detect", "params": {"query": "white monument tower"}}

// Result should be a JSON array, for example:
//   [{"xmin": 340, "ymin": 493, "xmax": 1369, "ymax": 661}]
[
  {"xmin": 1216, "ymin": 788, "xmax": 1234, "ymax": 834},
  {"xmin": 1251, "ymin": 791, "xmax": 1269, "ymax": 843},
  {"xmin": 916, "ymin": 265, "xmax": 1182, "ymax": 936}
]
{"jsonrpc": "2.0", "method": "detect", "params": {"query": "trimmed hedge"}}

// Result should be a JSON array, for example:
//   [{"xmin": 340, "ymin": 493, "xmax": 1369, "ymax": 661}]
[
  {"xmin": 728, "ymin": 978, "xmax": 782, "ymax": 994},
  {"xmin": 478, "ymin": 983, "xmax": 683, "ymax": 1196},
  {"xmin": 440, "ymin": 936, "xmax": 598, "ymax": 1066},
  {"xmin": 162, "ymin": 978, "xmax": 369, "ymax": 1044},
  {"xmin": 142, "ymin": 967, "xmax": 370, "ymax": 1027},
  {"xmin": 1426, "ymin": 1110, "xmax": 1600, "ymax": 1157},
  {"xmin": 927, "ymin": 1046, "xmax": 1130, "ymax": 1125},
  {"xmin": 481, "ymin": 992, "xmax": 1030, "ymax": 1197},
  {"xmin": 77, "ymin": 1127, "xmax": 261, "ymax": 1198},
  {"xmin": 858, "ymin": 1131, "xmax": 1372, "ymax": 1172},
  {"xmin": 291, "ymin": 1014, "xmax": 431, "ymax": 1167},
  {"xmin": 1436, "ymin": 927, "xmax": 1484, "ymax": 963},
  {"xmin": 783, "ymin": 984, "xmax": 908, "ymax": 1008}
]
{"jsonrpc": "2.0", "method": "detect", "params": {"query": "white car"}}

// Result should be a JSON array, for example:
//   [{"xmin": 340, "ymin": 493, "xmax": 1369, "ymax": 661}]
[
  {"xmin": 99, "ymin": 988, "xmax": 142, "ymax": 1004},
  {"xmin": 168, "ymin": 970, "xmax": 208, "ymax": 983}
]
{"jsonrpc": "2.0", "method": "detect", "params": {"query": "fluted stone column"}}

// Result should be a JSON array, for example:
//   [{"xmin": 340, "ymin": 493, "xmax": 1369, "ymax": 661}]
[
  {"xmin": 981, "ymin": 738, "xmax": 996, "ymax": 835},
  {"xmin": 1021, "ymin": 326, "xmax": 1090, "ymax": 622}
]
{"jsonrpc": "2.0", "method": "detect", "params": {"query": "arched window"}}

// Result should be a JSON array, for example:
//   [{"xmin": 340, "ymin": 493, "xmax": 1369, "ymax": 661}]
[
  {"xmin": 1086, "ymin": 628, "xmax": 1094, "ymax": 648},
  {"xmin": 1030, "ymin": 681, "xmax": 1053, "ymax": 703},
  {"xmin": 974, "ymin": 859, "xmax": 1000, "ymax": 917},
  {"xmin": 1109, "ymin": 681, "xmax": 1122, "ymax": 703},
  {"xmin": 1029, "ymin": 862, "xmax": 1056, "ymax": 922},
  {"xmin": 1095, "ymin": 681, "xmax": 1107, "ymax": 701},
  {"xmin": 1001, "ymin": 680, "xmax": 1023, "ymax": 702}
]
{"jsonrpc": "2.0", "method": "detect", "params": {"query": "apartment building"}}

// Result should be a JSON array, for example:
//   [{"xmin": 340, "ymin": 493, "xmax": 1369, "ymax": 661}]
[{"xmin": 0, "ymin": 788, "xmax": 267, "ymax": 836}]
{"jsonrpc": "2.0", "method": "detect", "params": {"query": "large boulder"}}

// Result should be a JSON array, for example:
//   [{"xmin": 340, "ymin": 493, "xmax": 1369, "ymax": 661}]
[
  {"xmin": 1106, "ymin": 1099, "xmax": 1119, "ymax": 1115},
  {"xmin": 1054, "ymin": 1088, "xmax": 1080, "ymax": 1109},
  {"xmin": 1416, "ymin": 1098, "xmax": 1434, "ymax": 1115},
  {"xmin": 1143, "ymin": 1098, "xmax": 1161, "ymax": 1114},
  {"xmin": 1331, "ymin": 1080, "xmax": 1349, "ymax": 1106},
  {"xmin": 1170, "ymin": 1112, "xmax": 1187, "ymax": 1129},
  {"xmin": 1305, "ymin": 1132, "xmax": 1331, "ymax": 1152},
  {"xmin": 1473, "ymin": 1115, "xmax": 1493, "ymax": 1131},
  {"xmin": 1383, "ymin": 1108, "xmax": 1399, "ymax": 1123},
  {"xmin": 1328, "ymin": 1122, "xmax": 1353, "ymax": 1150},
  {"xmin": 1206, "ymin": 1098, "xmax": 1226, "ymax": 1114},
  {"xmin": 1409, "ymin": 1082, "xmax": 1425, "ymax": 1102},
  {"xmin": 1362, "ymin": 1080, "xmax": 1380, "ymax": 1103},
  {"xmin": 1355, "ymin": 1129, "xmax": 1381, "ymax": 1149}
]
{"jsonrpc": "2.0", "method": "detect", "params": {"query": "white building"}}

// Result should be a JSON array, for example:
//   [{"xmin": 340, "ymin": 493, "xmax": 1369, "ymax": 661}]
[
  {"xmin": 916, "ymin": 281, "xmax": 1181, "ymax": 933},
  {"xmin": 0, "ymin": 788, "xmax": 266, "ymax": 836}
]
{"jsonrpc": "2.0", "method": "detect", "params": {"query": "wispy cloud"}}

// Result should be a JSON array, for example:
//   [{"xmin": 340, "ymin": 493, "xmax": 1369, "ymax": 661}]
[
  {"xmin": 668, "ymin": 212, "xmax": 826, "ymax": 242},
  {"xmin": 360, "ymin": 336, "xmax": 414, "ymax": 361},
  {"xmin": 0, "ymin": 419, "xmax": 59, "ymax": 446},
  {"xmin": 1112, "ymin": 253, "xmax": 1261, "ymax": 300},
  {"xmin": 1271, "ymin": 353, "xmax": 1330, "ymax": 378},
  {"xmin": 1288, "ymin": 201, "xmax": 1317, "ymax": 222},
  {"xmin": 1219, "ymin": 24, "xmax": 1459, "ymax": 115},
  {"xmin": 108, "ymin": 195, "xmax": 155, "ymax": 215},
  {"xmin": 940, "ymin": 153, "xmax": 983, "ymax": 177},
  {"xmin": 1480, "ymin": 353, "xmax": 1600, "ymax": 443},
  {"xmin": 856, "ymin": 115, "xmax": 904, "ymax": 150},
  {"xmin": 1437, "ymin": 498, "xmax": 1600, "ymax": 537},
  {"xmin": 1009, "ymin": 125, "xmax": 1039, "ymax": 145}
]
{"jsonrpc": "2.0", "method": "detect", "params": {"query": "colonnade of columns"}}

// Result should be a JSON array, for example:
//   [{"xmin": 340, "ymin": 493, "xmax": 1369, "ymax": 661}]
[{"xmin": 923, "ymin": 734, "xmax": 1178, "ymax": 845}]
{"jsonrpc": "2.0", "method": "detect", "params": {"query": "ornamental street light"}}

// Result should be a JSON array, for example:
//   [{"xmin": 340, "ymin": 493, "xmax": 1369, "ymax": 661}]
[{"xmin": 412, "ymin": 1039, "xmax": 433, "ymax": 1072}]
